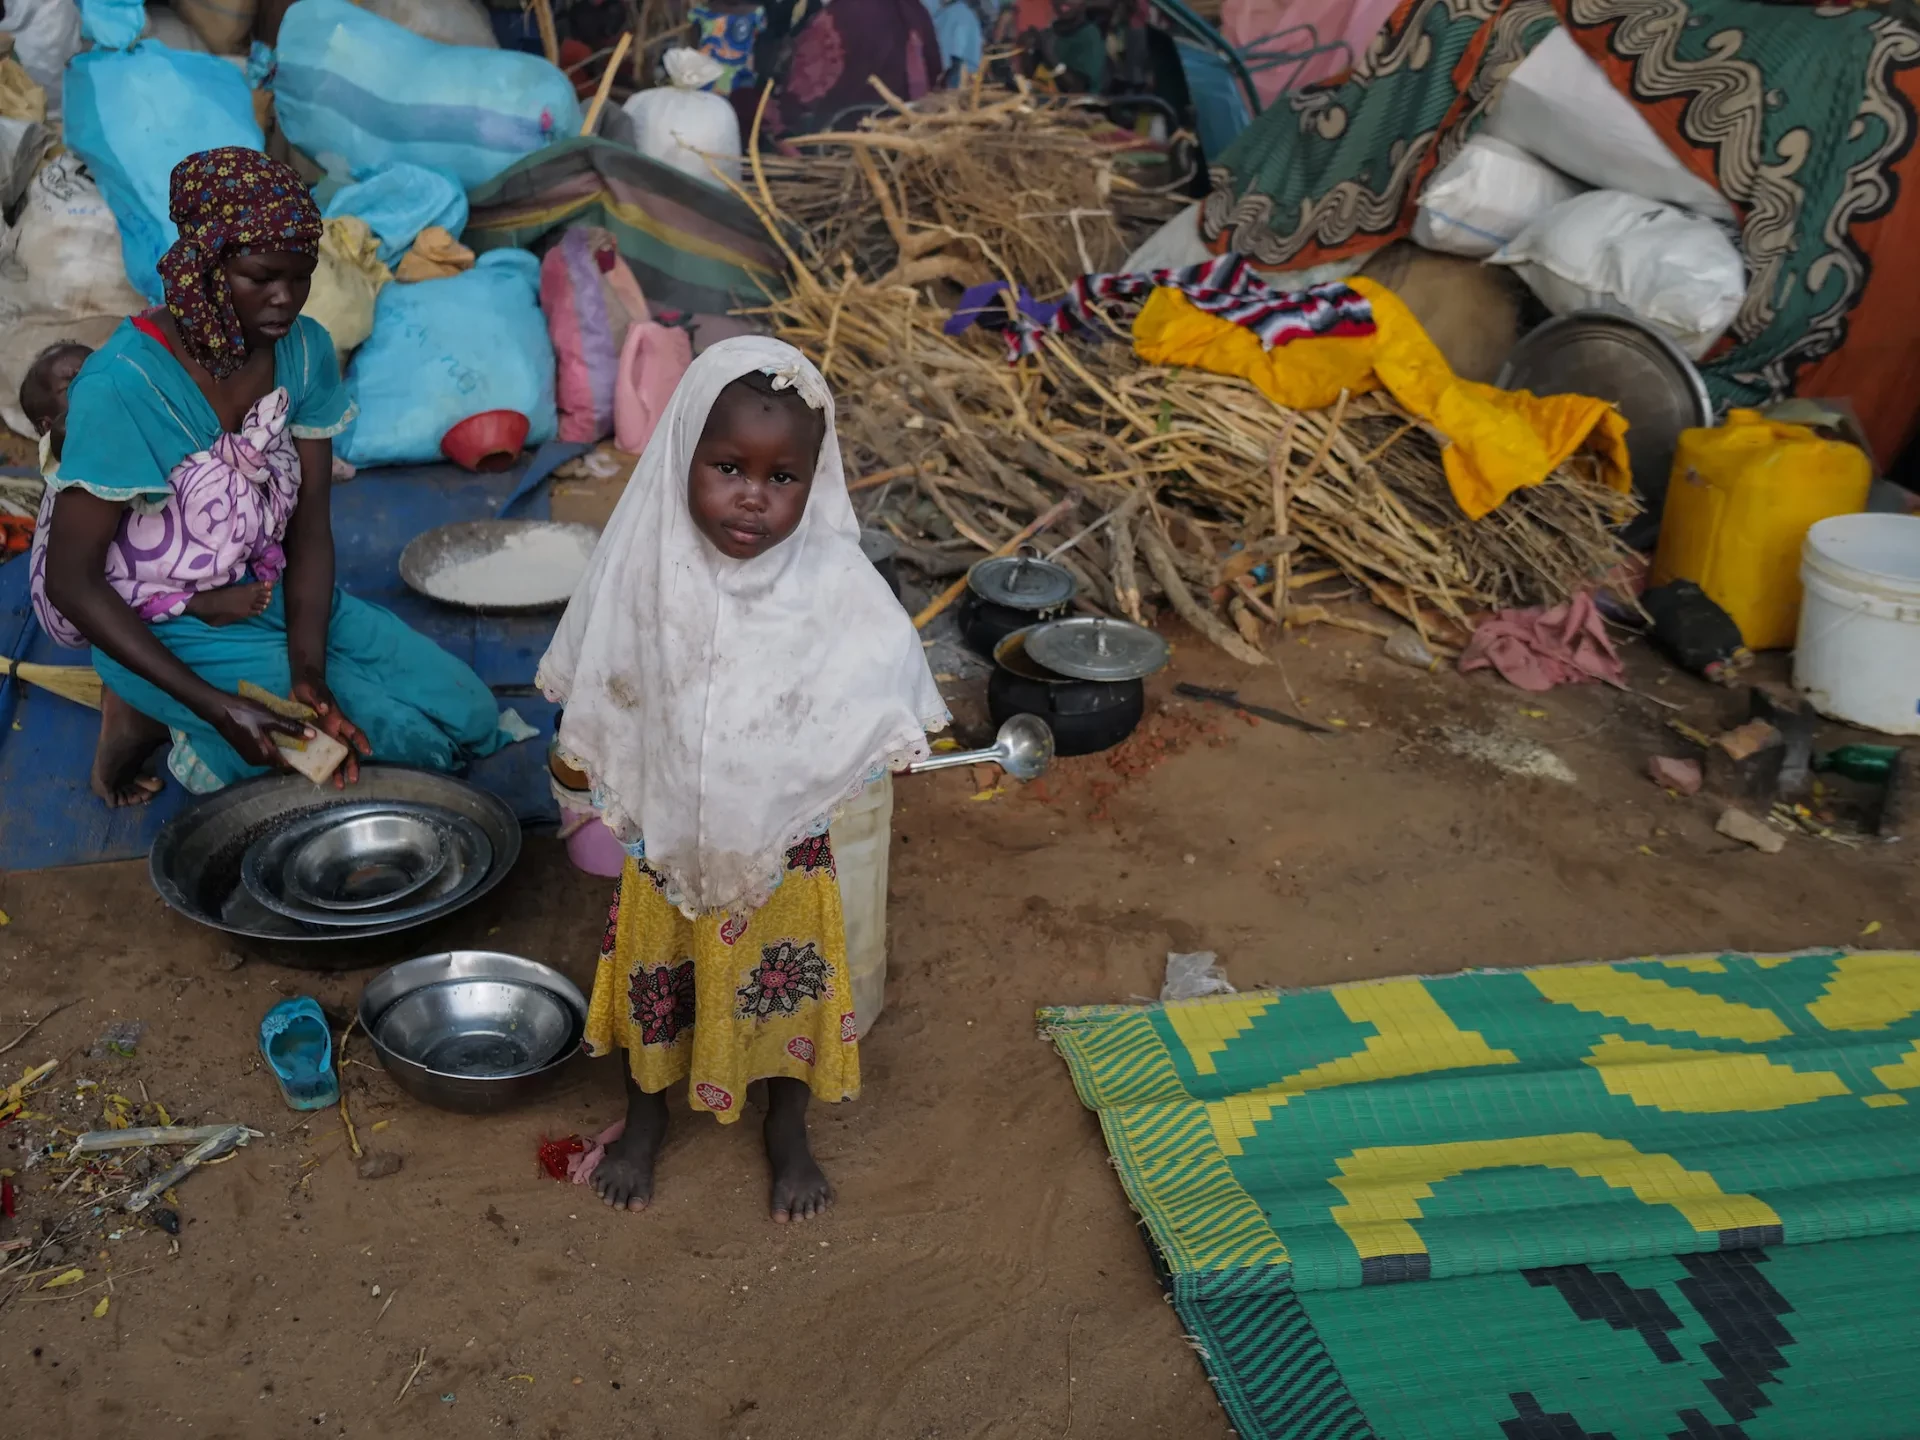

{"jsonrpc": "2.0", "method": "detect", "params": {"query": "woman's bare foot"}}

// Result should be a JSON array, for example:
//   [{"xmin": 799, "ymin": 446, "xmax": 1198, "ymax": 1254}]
[
  {"xmin": 89, "ymin": 689, "xmax": 167, "ymax": 807},
  {"xmin": 765, "ymin": 1077, "xmax": 832, "ymax": 1223},
  {"xmin": 593, "ymin": 1076, "xmax": 669, "ymax": 1212},
  {"xmin": 183, "ymin": 581, "xmax": 272, "ymax": 627}
]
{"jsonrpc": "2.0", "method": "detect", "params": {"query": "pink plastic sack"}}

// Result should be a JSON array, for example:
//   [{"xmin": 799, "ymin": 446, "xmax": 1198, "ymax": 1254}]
[
  {"xmin": 539, "ymin": 226, "xmax": 653, "ymax": 443},
  {"xmin": 613, "ymin": 317, "xmax": 692, "ymax": 455}
]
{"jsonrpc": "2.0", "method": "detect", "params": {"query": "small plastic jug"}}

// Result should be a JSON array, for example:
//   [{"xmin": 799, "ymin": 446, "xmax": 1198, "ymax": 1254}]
[
  {"xmin": 1652, "ymin": 409, "xmax": 1871, "ymax": 650},
  {"xmin": 613, "ymin": 315, "xmax": 693, "ymax": 456}
]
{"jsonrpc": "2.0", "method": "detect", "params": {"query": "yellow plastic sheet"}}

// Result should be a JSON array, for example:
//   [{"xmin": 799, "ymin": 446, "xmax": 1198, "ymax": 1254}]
[{"xmin": 1132, "ymin": 278, "xmax": 1632, "ymax": 520}]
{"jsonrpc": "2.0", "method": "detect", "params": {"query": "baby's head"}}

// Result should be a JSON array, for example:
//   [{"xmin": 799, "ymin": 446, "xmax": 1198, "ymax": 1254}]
[
  {"xmin": 20, "ymin": 341, "xmax": 91, "ymax": 459},
  {"xmin": 687, "ymin": 368, "xmax": 828, "ymax": 561}
]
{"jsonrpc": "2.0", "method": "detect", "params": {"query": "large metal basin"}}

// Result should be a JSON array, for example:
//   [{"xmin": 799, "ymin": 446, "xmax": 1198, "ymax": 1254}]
[{"xmin": 149, "ymin": 767, "xmax": 522, "ymax": 965}]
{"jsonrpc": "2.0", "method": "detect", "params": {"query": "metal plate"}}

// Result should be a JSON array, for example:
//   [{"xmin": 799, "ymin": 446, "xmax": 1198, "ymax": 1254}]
[
  {"xmin": 150, "ymin": 767, "xmax": 521, "ymax": 945},
  {"xmin": 398, "ymin": 519, "xmax": 600, "ymax": 615},
  {"xmin": 1497, "ymin": 310, "xmax": 1712, "ymax": 538},
  {"xmin": 239, "ymin": 804, "xmax": 493, "ymax": 929},
  {"xmin": 1025, "ymin": 616, "xmax": 1170, "ymax": 681},
  {"xmin": 968, "ymin": 553, "xmax": 1077, "ymax": 611}
]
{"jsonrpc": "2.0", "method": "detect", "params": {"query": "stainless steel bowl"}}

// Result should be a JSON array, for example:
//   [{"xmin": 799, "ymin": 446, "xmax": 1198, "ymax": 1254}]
[
  {"xmin": 282, "ymin": 810, "xmax": 451, "ymax": 912},
  {"xmin": 373, "ymin": 978, "xmax": 575, "ymax": 1078},
  {"xmin": 359, "ymin": 951, "xmax": 587, "ymax": 1114},
  {"xmin": 240, "ymin": 803, "xmax": 493, "ymax": 929}
]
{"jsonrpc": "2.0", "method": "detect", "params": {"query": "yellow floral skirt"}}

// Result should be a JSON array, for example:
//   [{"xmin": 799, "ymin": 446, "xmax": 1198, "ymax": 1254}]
[{"xmin": 583, "ymin": 833, "xmax": 860, "ymax": 1122}]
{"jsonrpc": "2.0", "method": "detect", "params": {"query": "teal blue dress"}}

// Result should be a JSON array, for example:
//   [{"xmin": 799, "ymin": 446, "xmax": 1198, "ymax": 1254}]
[{"xmin": 54, "ymin": 316, "xmax": 514, "ymax": 792}]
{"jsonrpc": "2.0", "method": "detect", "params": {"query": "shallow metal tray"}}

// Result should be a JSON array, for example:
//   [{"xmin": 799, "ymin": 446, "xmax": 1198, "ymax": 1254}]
[
  {"xmin": 149, "ymin": 767, "xmax": 522, "ymax": 947},
  {"xmin": 398, "ymin": 519, "xmax": 600, "ymax": 615},
  {"xmin": 1497, "ymin": 310, "xmax": 1713, "ymax": 544}
]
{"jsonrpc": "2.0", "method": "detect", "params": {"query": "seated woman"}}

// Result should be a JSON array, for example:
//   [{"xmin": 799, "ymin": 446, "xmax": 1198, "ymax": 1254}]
[{"xmin": 33, "ymin": 148, "xmax": 517, "ymax": 806}]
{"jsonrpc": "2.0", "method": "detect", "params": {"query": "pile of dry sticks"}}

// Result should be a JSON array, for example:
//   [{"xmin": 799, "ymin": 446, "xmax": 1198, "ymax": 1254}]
[{"xmin": 728, "ymin": 82, "xmax": 1634, "ymax": 663}]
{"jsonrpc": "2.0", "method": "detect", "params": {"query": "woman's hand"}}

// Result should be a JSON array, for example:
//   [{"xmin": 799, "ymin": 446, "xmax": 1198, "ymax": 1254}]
[
  {"xmin": 206, "ymin": 694, "xmax": 312, "ymax": 772},
  {"xmin": 290, "ymin": 674, "xmax": 371, "ymax": 788}
]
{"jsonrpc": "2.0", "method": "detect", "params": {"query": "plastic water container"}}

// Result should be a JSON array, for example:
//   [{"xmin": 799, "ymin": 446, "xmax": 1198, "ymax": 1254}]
[
  {"xmin": 1652, "ymin": 410, "xmax": 1871, "ymax": 650},
  {"xmin": 1794, "ymin": 513, "xmax": 1920, "ymax": 735},
  {"xmin": 833, "ymin": 774, "xmax": 893, "ymax": 1039},
  {"xmin": 565, "ymin": 816, "xmax": 627, "ymax": 878}
]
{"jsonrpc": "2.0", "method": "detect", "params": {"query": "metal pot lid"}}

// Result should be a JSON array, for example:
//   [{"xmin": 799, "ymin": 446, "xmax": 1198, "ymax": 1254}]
[
  {"xmin": 1496, "ymin": 310, "xmax": 1711, "ymax": 527},
  {"xmin": 1026, "ymin": 616, "xmax": 1168, "ymax": 681},
  {"xmin": 968, "ymin": 552, "xmax": 1077, "ymax": 610}
]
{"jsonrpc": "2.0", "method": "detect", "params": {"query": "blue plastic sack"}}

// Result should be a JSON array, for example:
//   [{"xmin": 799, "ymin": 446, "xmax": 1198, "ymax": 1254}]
[
  {"xmin": 339, "ymin": 250, "xmax": 557, "ymax": 468},
  {"xmin": 78, "ymin": 0, "xmax": 144, "ymax": 47},
  {"xmin": 63, "ymin": 44, "xmax": 266, "ymax": 301},
  {"xmin": 323, "ymin": 164, "xmax": 468, "ymax": 265},
  {"xmin": 273, "ymin": 0, "xmax": 581, "ymax": 191}
]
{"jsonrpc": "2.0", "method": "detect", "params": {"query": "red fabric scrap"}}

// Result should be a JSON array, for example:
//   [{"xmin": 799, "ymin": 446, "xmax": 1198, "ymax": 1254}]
[
  {"xmin": 1458, "ymin": 591, "xmax": 1625, "ymax": 693},
  {"xmin": 537, "ymin": 1134, "xmax": 586, "ymax": 1181}
]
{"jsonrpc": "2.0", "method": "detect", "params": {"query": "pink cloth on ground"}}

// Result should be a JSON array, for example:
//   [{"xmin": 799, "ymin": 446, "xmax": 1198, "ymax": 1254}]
[
  {"xmin": 566, "ymin": 1118, "xmax": 626, "ymax": 1185},
  {"xmin": 1457, "ymin": 591, "xmax": 1625, "ymax": 692}
]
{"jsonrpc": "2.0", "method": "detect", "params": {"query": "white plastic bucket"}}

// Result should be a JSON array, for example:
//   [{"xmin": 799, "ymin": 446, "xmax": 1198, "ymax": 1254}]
[
  {"xmin": 833, "ymin": 774, "xmax": 893, "ymax": 1039},
  {"xmin": 1794, "ymin": 513, "xmax": 1920, "ymax": 735}
]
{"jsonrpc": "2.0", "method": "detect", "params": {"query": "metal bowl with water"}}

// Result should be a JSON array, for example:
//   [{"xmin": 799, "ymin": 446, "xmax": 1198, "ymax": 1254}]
[
  {"xmin": 374, "ymin": 979, "xmax": 575, "ymax": 1078},
  {"xmin": 359, "ymin": 951, "xmax": 587, "ymax": 1114}
]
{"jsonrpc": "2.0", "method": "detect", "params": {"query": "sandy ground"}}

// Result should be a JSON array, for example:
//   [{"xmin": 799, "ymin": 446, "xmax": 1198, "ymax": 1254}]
[{"xmin": 1, "ymin": 625, "xmax": 1913, "ymax": 1440}]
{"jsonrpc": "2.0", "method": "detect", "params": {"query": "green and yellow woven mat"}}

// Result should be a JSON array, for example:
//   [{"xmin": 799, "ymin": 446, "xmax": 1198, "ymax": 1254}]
[{"xmin": 1041, "ymin": 950, "xmax": 1920, "ymax": 1439}]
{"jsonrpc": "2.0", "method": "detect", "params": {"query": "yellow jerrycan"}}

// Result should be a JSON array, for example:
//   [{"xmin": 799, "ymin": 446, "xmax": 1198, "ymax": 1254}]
[{"xmin": 1651, "ymin": 409, "xmax": 1871, "ymax": 650}]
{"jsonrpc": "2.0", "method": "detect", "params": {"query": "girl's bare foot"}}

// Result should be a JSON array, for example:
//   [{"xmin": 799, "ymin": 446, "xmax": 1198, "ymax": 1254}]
[
  {"xmin": 89, "ymin": 689, "xmax": 167, "ymax": 807},
  {"xmin": 765, "ymin": 1077, "xmax": 832, "ymax": 1223},
  {"xmin": 593, "ymin": 1076, "xmax": 668, "ymax": 1212},
  {"xmin": 184, "ymin": 581, "xmax": 272, "ymax": 627}
]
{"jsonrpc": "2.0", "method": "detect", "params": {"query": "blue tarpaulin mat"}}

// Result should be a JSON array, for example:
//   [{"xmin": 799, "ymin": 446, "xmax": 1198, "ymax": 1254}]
[{"xmin": 0, "ymin": 461, "xmax": 564, "ymax": 873}]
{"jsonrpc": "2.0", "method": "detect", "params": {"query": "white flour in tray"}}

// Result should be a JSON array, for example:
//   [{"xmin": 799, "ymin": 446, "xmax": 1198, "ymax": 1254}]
[{"xmin": 422, "ymin": 527, "xmax": 597, "ymax": 607}]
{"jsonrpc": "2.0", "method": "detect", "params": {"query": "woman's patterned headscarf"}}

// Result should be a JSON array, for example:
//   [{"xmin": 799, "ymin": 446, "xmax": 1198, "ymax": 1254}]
[{"xmin": 155, "ymin": 148, "xmax": 323, "ymax": 380}]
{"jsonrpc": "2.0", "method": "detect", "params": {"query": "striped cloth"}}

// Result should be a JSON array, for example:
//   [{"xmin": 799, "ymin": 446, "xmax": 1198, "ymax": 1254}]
[
  {"xmin": 464, "ymin": 138, "xmax": 784, "ymax": 318},
  {"xmin": 946, "ymin": 253, "xmax": 1375, "ymax": 363}
]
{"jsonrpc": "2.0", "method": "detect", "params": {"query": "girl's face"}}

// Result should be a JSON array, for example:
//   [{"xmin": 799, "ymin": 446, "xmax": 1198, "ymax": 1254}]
[
  {"xmin": 223, "ymin": 250, "xmax": 316, "ymax": 348},
  {"xmin": 687, "ymin": 383, "xmax": 823, "ymax": 560}
]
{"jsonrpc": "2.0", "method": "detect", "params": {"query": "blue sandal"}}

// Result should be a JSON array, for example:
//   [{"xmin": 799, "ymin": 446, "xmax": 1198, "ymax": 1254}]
[{"xmin": 260, "ymin": 997, "xmax": 339, "ymax": 1111}]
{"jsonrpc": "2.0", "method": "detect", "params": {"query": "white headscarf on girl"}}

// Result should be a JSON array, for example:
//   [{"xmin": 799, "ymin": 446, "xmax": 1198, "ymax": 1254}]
[{"xmin": 537, "ymin": 337, "xmax": 948, "ymax": 915}]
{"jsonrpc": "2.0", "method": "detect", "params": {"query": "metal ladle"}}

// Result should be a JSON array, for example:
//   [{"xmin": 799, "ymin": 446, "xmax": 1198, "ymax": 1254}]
[{"xmin": 907, "ymin": 715, "xmax": 1055, "ymax": 782}]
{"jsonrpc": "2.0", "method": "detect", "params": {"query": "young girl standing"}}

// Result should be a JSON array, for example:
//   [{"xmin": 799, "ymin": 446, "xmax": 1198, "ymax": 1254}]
[{"xmin": 538, "ymin": 338, "xmax": 947, "ymax": 1222}]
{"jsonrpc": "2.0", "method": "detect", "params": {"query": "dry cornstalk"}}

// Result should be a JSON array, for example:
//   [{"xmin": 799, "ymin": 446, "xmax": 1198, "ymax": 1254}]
[{"xmin": 724, "ymin": 100, "xmax": 1635, "ymax": 664}]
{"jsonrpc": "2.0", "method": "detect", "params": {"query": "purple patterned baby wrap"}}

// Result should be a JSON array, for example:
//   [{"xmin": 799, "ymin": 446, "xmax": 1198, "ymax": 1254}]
[{"xmin": 30, "ymin": 387, "xmax": 301, "ymax": 648}]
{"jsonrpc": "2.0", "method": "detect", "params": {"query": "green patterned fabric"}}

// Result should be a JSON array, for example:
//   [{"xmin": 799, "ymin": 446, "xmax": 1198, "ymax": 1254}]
[
  {"xmin": 1200, "ymin": 0, "xmax": 1920, "ymax": 422},
  {"xmin": 1042, "ymin": 950, "xmax": 1920, "ymax": 1439}
]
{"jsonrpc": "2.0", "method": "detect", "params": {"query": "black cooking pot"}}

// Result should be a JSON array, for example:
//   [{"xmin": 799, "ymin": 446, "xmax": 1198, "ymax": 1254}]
[
  {"xmin": 959, "ymin": 551, "xmax": 1075, "ymax": 657},
  {"xmin": 988, "ymin": 626, "xmax": 1143, "ymax": 756}
]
